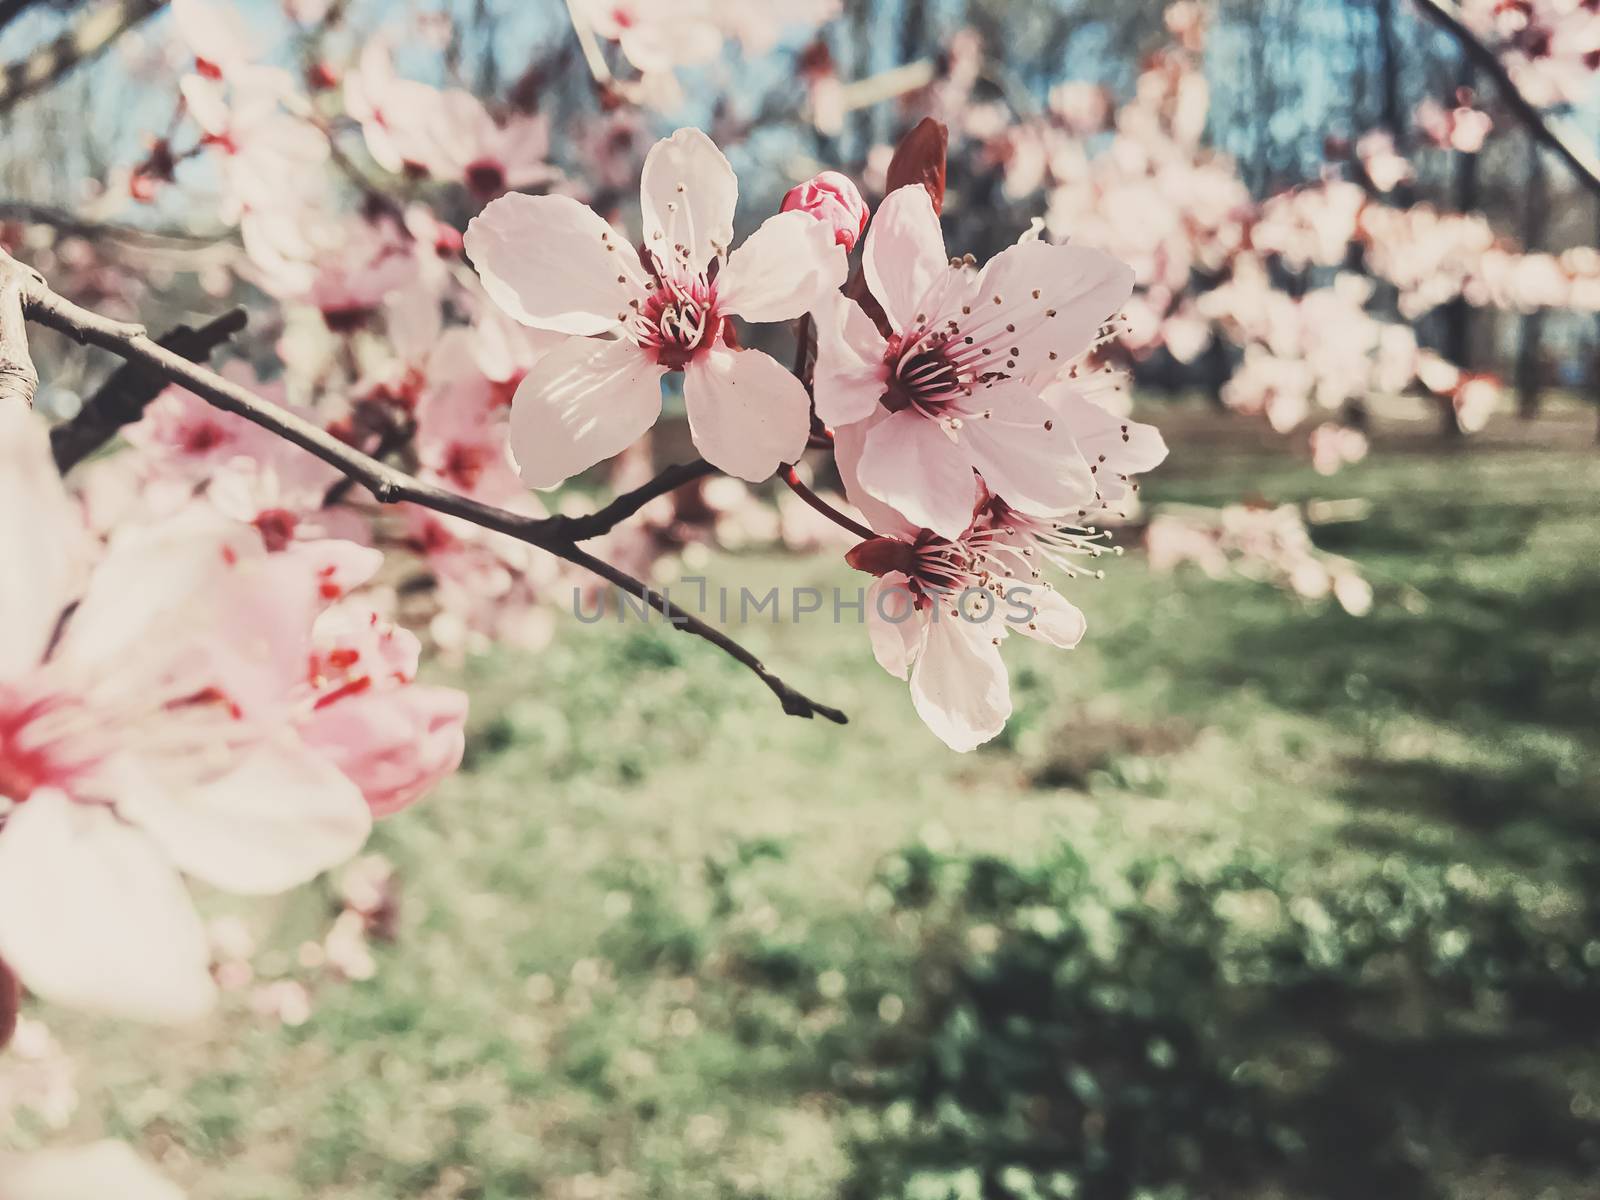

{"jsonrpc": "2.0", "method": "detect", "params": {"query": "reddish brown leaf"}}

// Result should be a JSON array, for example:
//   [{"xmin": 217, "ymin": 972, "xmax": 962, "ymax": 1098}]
[{"xmin": 884, "ymin": 118, "xmax": 949, "ymax": 214}]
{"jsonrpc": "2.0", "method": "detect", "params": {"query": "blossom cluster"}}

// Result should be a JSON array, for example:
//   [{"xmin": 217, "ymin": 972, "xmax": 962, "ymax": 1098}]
[
  {"xmin": 0, "ymin": 402, "xmax": 465, "ymax": 1025},
  {"xmin": 463, "ymin": 126, "xmax": 1159, "ymax": 751}
]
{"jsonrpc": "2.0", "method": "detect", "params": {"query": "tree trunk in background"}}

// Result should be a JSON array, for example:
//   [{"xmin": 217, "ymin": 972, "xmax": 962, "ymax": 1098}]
[
  {"xmin": 1439, "ymin": 56, "xmax": 1477, "ymax": 438},
  {"xmin": 900, "ymin": 0, "xmax": 926, "ymax": 65},
  {"xmin": 1375, "ymin": 0, "xmax": 1402, "ymax": 137},
  {"xmin": 1374, "ymin": 0, "xmax": 1416, "ymax": 207},
  {"xmin": 1516, "ymin": 140, "xmax": 1549, "ymax": 420}
]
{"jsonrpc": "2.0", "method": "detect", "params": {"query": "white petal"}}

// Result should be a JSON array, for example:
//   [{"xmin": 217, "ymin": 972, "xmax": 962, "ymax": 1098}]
[
  {"xmin": 969, "ymin": 240, "xmax": 1134, "ymax": 374},
  {"xmin": 0, "ymin": 1141, "xmax": 185, "ymax": 1200},
  {"xmin": 464, "ymin": 194, "xmax": 642, "ymax": 336},
  {"xmin": 961, "ymin": 383, "xmax": 1098, "ymax": 518},
  {"xmin": 909, "ymin": 616, "xmax": 1011, "ymax": 753},
  {"xmin": 864, "ymin": 185, "xmax": 949, "ymax": 332},
  {"xmin": 866, "ymin": 574, "xmax": 920, "ymax": 680},
  {"xmin": 1043, "ymin": 384, "xmax": 1168, "ymax": 502},
  {"xmin": 55, "ymin": 509, "xmax": 261, "ymax": 673},
  {"xmin": 683, "ymin": 347, "xmax": 811, "ymax": 482},
  {"xmin": 640, "ymin": 128, "xmax": 737, "ymax": 277},
  {"xmin": 1000, "ymin": 579, "xmax": 1087, "ymax": 648},
  {"xmin": 0, "ymin": 405, "xmax": 86, "ymax": 679},
  {"xmin": 508, "ymin": 337, "xmax": 665, "ymax": 488},
  {"xmin": 121, "ymin": 739, "xmax": 371, "ymax": 896},
  {"xmin": 718, "ymin": 211, "xmax": 847, "ymax": 324},
  {"xmin": 812, "ymin": 291, "xmax": 888, "ymax": 429},
  {"xmin": 832, "ymin": 416, "xmax": 922, "ymax": 539},
  {"xmin": 0, "ymin": 793, "xmax": 215, "ymax": 1024},
  {"xmin": 854, "ymin": 410, "xmax": 978, "ymax": 539}
]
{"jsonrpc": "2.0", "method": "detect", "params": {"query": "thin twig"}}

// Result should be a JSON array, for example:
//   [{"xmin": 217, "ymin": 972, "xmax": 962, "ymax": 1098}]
[
  {"xmin": 1411, "ymin": 0, "xmax": 1600, "ymax": 202},
  {"xmin": 781, "ymin": 466, "xmax": 874, "ymax": 542},
  {"xmin": 10, "ymin": 251, "xmax": 846, "ymax": 725},
  {"xmin": 551, "ymin": 459, "xmax": 718, "ymax": 540},
  {"xmin": 0, "ymin": 202, "xmax": 230, "ymax": 248}
]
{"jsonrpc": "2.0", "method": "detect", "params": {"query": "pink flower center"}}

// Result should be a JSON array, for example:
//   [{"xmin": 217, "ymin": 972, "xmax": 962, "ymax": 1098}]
[
  {"xmin": 253, "ymin": 508, "xmax": 300, "ymax": 553},
  {"xmin": 463, "ymin": 158, "xmax": 507, "ymax": 201},
  {"xmin": 633, "ymin": 276, "xmax": 720, "ymax": 371},
  {"xmin": 0, "ymin": 691, "xmax": 95, "ymax": 804},
  {"xmin": 883, "ymin": 337, "xmax": 965, "ymax": 413},
  {"xmin": 846, "ymin": 531, "xmax": 995, "ymax": 610},
  {"xmin": 181, "ymin": 420, "xmax": 229, "ymax": 455}
]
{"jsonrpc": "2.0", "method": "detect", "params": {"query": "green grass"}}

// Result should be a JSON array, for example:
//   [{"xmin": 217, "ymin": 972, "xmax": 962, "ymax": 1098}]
[{"xmin": 25, "ymin": 402, "xmax": 1600, "ymax": 1199}]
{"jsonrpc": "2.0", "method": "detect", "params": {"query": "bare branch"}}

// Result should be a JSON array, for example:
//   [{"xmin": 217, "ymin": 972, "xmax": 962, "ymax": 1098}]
[
  {"xmin": 0, "ymin": 201, "xmax": 230, "ymax": 248},
  {"xmin": 1411, "ymin": 0, "xmax": 1600, "ymax": 202},
  {"xmin": 10, "ymin": 250, "xmax": 847, "ymax": 725},
  {"xmin": 0, "ymin": 0, "xmax": 168, "ymax": 115},
  {"xmin": 51, "ymin": 307, "xmax": 247, "ymax": 472},
  {"xmin": 545, "ymin": 459, "xmax": 718, "ymax": 541}
]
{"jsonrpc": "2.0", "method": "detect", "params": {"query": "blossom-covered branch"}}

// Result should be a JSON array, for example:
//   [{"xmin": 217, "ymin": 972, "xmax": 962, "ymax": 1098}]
[
  {"xmin": 6, "ymin": 251, "xmax": 847, "ymax": 725},
  {"xmin": 1412, "ymin": 0, "xmax": 1600, "ymax": 201}
]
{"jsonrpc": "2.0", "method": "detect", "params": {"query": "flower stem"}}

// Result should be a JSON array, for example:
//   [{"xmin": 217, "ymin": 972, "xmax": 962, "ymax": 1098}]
[{"xmin": 780, "ymin": 465, "xmax": 876, "ymax": 542}]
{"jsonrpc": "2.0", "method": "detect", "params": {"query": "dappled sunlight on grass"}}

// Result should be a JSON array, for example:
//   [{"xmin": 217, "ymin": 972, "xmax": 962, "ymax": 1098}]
[{"xmin": 40, "ymin": 410, "xmax": 1600, "ymax": 1199}]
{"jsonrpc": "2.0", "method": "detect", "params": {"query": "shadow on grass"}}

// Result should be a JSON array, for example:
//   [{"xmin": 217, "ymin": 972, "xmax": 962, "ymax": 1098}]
[
  {"xmin": 1276, "ymin": 1029, "xmax": 1600, "ymax": 1200},
  {"xmin": 1195, "ymin": 565, "xmax": 1600, "ymax": 733}
]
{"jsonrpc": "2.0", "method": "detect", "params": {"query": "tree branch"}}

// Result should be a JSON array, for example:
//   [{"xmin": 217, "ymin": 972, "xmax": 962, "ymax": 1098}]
[
  {"xmin": 50, "ymin": 307, "xmax": 247, "ymax": 471},
  {"xmin": 0, "ymin": 256, "xmax": 40, "ymax": 409},
  {"xmin": 547, "ymin": 459, "xmax": 718, "ymax": 540},
  {"xmin": 9, "ymin": 251, "xmax": 846, "ymax": 726},
  {"xmin": 1411, "ymin": 0, "xmax": 1600, "ymax": 202},
  {"xmin": 0, "ymin": 0, "xmax": 168, "ymax": 115},
  {"xmin": 0, "ymin": 201, "xmax": 231, "ymax": 248}
]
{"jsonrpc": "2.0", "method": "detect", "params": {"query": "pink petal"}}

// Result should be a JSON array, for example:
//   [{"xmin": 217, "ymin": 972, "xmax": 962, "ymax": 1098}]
[
  {"xmin": 866, "ymin": 574, "xmax": 920, "ymax": 680},
  {"xmin": 961, "ymin": 383, "xmax": 1097, "ymax": 518},
  {"xmin": 1001, "ymin": 579, "xmax": 1087, "ymax": 648},
  {"xmin": 909, "ymin": 615, "xmax": 1012, "ymax": 753},
  {"xmin": 299, "ymin": 684, "xmax": 467, "ymax": 819},
  {"xmin": 1043, "ymin": 385, "xmax": 1168, "ymax": 502},
  {"xmin": 717, "ymin": 210, "xmax": 847, "ymax": 324},
  {"xmin": 0, "ymin": 792, "xmax": 215, "ymax": 1024},
  {"xmin": 640, "ymin": 128, "xmax": 737, "ymax": 277},
  {"xmin": 0, "ymin": 405, "xmax": 85, "ymax": 680},
  {"xmin": 864, "ymin": 184, "xmax": 949, "ymax": 332},
  {"xmin": 55, "ymin": 509, "xmax": 263, "ymax": 675},
  {"xmin": 465, "ymin": 194, "xmax": 644, "ymax": 336},
  {"xmin": 507, "ymin": 337, "xmax": 665, "ymax": 488},
  {"xmin": 812, "ymin": 291, "xmax": 888, "ymax": 428},
  {"xmin": 854, "ymin": 409, "xmax": 978, "ymax": 539},
  {"xmin": 121, "ymin": 738, "xmax": 371, "ymax": 896},
  {"xmin": 832, "ymin": 416, "xmax": 921, "ymax": 539},
  {"xmin": 968, "ymin": 240, "xmax": 1134, "ymax": 377},
  {"xmin": 683, "ymin": 347, "xmax": 812, "ymax": 482}
]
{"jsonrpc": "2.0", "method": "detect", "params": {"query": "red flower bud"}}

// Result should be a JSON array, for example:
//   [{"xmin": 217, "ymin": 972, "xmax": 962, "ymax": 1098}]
[{"xmin": 781, "ymin": 170, "xmax": 870, "ymax": 252}]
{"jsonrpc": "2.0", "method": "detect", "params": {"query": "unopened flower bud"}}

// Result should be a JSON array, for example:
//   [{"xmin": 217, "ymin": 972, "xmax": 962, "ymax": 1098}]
[{"xmin": 781, "ymin": 171, "xmax": 869, "ymax": 252}]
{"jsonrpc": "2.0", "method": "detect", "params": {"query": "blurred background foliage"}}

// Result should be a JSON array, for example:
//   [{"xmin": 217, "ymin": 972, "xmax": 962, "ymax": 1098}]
[{"xmin": 28, "ymin": 403, "xmax": 1600, "ymax": 1199}]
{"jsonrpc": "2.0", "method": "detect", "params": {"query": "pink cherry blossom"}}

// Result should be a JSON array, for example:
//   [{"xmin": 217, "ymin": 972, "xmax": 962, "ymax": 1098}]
[
  {"xmin": 813, "ymin": 183, "xmax": 1133, "ymax": 538},
  {"xmin": 465, "ymin": 127, "xmax": 847, "ymax": 485},
  {"xmin": 844, "ymin": 504, "xmax": 1088, "ymax": 753},
  {"xmin": 781, "ymin": 170, "xmax": 870, "ymax": 251},
  {"xmin": 0, "ymin": 406, "xmax": 372, "ymax": 1023},
  {"xmin": 345, "ymin": 45, "xmax": 558, "ymax": 200},
  {"xmin": 295, "ymin": 605, "xmax": 467, "ymax": 819}
]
